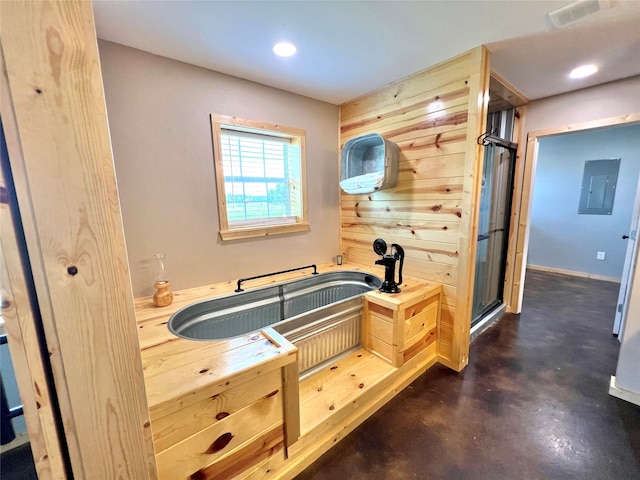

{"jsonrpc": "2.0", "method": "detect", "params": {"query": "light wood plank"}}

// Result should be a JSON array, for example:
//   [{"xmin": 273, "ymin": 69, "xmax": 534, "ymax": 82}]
[
  {"xmin": 298, "ymin": 350, "xmax": 397, "ymax": 434},
  {"xmin": 342, "ymin": 234, "xmax": 459, "ymax": 266},
  {"xmin": 403, "ymin": 326, "xmax": 437, "ymax": 363},
  {"xmin": 340, "ymin": 80, "xmax": 470, "ymax": 128},
  {"xmin": 155, "ymin": 391, "xmax": 283, "ymax": 479},
  {"xmin": 369, "ymin": 313, "xmax": 394, "ymax": 343},
  {"xmin": 342, "ymin": 177, "xmax": 464, "ymax": 203},
  {"xmin": 0, "ymin": 161, "xmax": 67, "ymax": 477},
  {"xmin": 397, "ymin": 152, "xmax": 467, "ymax": 180},
  {"xmin": 489, "ymin": 72, "xmax": 529, "ymax": 111},
  {"xmin": 342, "ymin": 103, "xmax": 470, "ymax": 141},
  {"xmin": 146, "ymin": 340, "xmax": 293, "ymax": 422},
  {"xmin": 141, "ymin": 332, "xmax": 267, "ymax": 372},
  {"xmin": 151, "ymin": 368, "xmax": 282, "ymax": 452},
  {"xmin": 449, "ymin": 45, "xmax": 491, "ymax": 372},
  {"xmin": 392, "ymin": 128, "xmax": 469, "ymax": 159},
  {"xmin": 340, "ymin": 219, "xmax": 461, "ymax": 245},
  {"xmin": 341, "ymin": 197, "xmax": 463, "ymax": 222},
  {"xmin": 261, "ymin": 327, "xmax": 301, "ymax": 449},
  {"xmin": 341, "ymin": 91, "xmax": 470, "ymax": 138},
  {"xmin": 340, "ymin": 51, "xmax": 472, "ymax": 120},
  {"xmin": 404, "ymin": 304, "xmax": 438, "ymax": 347},
  {"xmin": 188, "ymin": 425, "xmax": 285, "ymax": 480},
  {"xmin": 502, "ymin": 105, "xmax": 526, "ymax": 313},
  {"xmin": 1, "ymin": 2, "xmax": 157, "ymax": 477},
  {"xmin": 344, "ymin": 247, "xmax": 458, "ymax": 285}
]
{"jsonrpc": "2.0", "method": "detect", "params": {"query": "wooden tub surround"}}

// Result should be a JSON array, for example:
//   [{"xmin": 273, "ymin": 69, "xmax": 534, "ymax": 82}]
[{"xmin": 135, "ymin": 263, "xmax": 441, "ymax": 479}]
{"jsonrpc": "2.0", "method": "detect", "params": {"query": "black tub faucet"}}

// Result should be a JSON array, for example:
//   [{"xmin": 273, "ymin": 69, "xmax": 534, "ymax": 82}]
[{"xmin": 373, "ymin": 238, "xmax": 404, "ymax": 294}]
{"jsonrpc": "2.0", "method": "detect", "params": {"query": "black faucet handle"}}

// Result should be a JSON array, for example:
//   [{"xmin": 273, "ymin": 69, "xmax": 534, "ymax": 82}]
[
  {"xmin": 391, "ymin": 244, "xmax": 404, "ymax": 285},
  {"xmin": 373, "ymin": 238, "xmax": 387, "ymax": 256}
]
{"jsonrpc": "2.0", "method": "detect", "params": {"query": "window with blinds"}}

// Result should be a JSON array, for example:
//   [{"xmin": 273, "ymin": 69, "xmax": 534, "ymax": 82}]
[{"xmin": 211, "ymin": 115, "xmax": 309, "ymax": 240}]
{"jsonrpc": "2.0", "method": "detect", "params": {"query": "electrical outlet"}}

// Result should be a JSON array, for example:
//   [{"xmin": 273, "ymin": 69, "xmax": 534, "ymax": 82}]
[{"xmin": 597, "ymin": 251, "xmax": 606, "ymax": 260}]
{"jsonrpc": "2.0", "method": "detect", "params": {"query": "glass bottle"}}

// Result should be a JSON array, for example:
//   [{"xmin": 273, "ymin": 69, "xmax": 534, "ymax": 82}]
[{"xmin": 153, "ymin": 253, "xmax": 173, "ymax": 307}]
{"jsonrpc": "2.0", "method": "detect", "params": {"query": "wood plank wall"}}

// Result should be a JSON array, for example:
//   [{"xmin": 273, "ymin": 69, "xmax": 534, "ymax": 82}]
[
  {"xmin": 339, "ymin": 47, "xmax": 490, "ymax": 371},
  {"xmin": 1, "ymin": 1, "xmax": 158, "ymax": 477},
  {"xmin": 0, "ymin": 137, "xmax": 67, "ymax": 478}
]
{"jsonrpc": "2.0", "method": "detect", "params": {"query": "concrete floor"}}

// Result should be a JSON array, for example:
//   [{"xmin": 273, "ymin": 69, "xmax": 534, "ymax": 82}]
[
  {"xmin": 0, "ymin": 442, "xmax": 35, "ymax": 480},
  {"xmin": 296, "ymin": 271, "xmax": 640, "ymax": 480}
]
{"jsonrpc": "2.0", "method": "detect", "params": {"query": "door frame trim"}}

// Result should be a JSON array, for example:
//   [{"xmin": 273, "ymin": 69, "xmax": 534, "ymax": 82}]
[{"xmin": 507, "ymin": 112, "xmax": 640, "ymax": 313}]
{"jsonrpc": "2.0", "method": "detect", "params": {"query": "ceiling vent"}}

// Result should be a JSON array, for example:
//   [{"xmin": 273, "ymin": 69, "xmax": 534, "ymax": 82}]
[{"xmin": 548, "ymin": 0, "xmax": 611, "ymax": 28}]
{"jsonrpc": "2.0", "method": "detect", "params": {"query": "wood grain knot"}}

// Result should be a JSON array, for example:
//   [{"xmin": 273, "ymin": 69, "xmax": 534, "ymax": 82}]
[
  {"xmin": 206, "ymin": 432, "xmax": 234, "ymax": 454},
  {"xmin": 199, "ymin": 368, "xmax": 210, "ymax": 374},
  {"xmin": 330, "ymin": 366, "xmax": 338, "ymax": 370},
  {"xmin": 215, "ymin": 412, "xmax": 229, "ymax": 421},
  {"xmin": 359, "ymin": 383, "xmax": 365, "ymax": 389},
  {"xmin": 67, "ymin": 266, "xmax": 78, "ymax": 276},
  {"xmin": 329, "ymin": 405, "xmax": 335, "ymax": 411},
  {"xmin": 265, "ymin": 390, "xmax": 279, "ymax": 398}
]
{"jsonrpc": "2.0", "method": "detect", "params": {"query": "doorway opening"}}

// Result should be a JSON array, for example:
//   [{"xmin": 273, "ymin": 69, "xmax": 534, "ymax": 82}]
[{"xmin": 472, "ymin": 109, "xmax": 517, "ymax": 328}]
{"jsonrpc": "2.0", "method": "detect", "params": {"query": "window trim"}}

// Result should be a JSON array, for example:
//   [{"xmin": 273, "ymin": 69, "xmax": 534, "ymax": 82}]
[{"xmin": 211, "ymin": 114, "xmax": 309, "ymax": 241}]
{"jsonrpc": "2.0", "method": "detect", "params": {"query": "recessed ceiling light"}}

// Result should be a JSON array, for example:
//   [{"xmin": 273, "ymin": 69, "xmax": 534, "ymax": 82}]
[
  {"xmin": 273, "ymin": 42, "xmax": 297, "ymax": 57},
  {"xmin": 569, "ymin": 64, "xmax": 598, "ymax": 79}
]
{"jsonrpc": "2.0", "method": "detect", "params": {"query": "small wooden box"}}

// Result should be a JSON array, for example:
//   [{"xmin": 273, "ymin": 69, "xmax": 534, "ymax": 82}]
[{"xmin": 363, "ymin": 282, "xmax": 440, "ymax": 367}]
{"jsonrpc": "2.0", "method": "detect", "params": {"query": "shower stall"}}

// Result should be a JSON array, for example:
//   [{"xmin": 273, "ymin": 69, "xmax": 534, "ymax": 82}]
[{"xmin": 472, "ymin": 109, "xmax": 518, "ymax": 328}]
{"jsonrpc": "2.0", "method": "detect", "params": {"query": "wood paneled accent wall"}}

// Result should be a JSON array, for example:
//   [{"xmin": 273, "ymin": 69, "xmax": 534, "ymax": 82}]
[{"xmin": 339, "ymin": 47, "xmax": 490, "ymax": 371}]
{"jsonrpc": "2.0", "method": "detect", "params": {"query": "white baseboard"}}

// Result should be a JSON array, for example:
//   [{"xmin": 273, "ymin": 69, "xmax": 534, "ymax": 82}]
[
  {"xmin": 609, "ymin": 376, "xmax": 640, "ymax": 407},
  {"xmin": 527, "ymin": 264, "xmax": 620, "ymax": 283}
]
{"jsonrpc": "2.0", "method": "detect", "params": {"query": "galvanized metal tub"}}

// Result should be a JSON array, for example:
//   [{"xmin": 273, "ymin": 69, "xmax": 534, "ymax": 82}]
[{"xmin": 168, "ymin": 270, "xmax": 381, "ymax": 376}]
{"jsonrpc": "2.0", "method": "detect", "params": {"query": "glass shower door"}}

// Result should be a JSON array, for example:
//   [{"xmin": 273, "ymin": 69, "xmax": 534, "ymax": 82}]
[{"xmin": 472, "ymin": 144, "xmax": 515, "ymax": 326}]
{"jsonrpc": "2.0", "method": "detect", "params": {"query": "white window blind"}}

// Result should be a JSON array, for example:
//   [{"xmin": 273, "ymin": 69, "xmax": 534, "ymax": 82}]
[{"xmin": 220, "ymin": 129, "xmax": 302, "ymax": 225}]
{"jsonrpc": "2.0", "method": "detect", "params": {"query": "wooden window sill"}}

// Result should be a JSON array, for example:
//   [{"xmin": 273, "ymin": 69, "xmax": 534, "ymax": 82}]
[{"xmin": 219, "ymin": 222, "xmax": 310, "ymax": 241}]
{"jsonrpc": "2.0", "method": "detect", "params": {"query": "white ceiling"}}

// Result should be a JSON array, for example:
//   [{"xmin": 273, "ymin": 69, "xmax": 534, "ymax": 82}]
[{"xmin": 93, "ymin": 0, "xmax": 640, "ymax": 106}]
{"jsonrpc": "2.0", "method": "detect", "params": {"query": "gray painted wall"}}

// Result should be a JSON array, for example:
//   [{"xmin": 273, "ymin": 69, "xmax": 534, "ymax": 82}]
[
  {"xmin": 528, "ymin": 124, "xmax": 640, "ymax": 279},
  {"xmin": 99, "ymin": 41, "xmax": 340, "ymax": 297}
]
